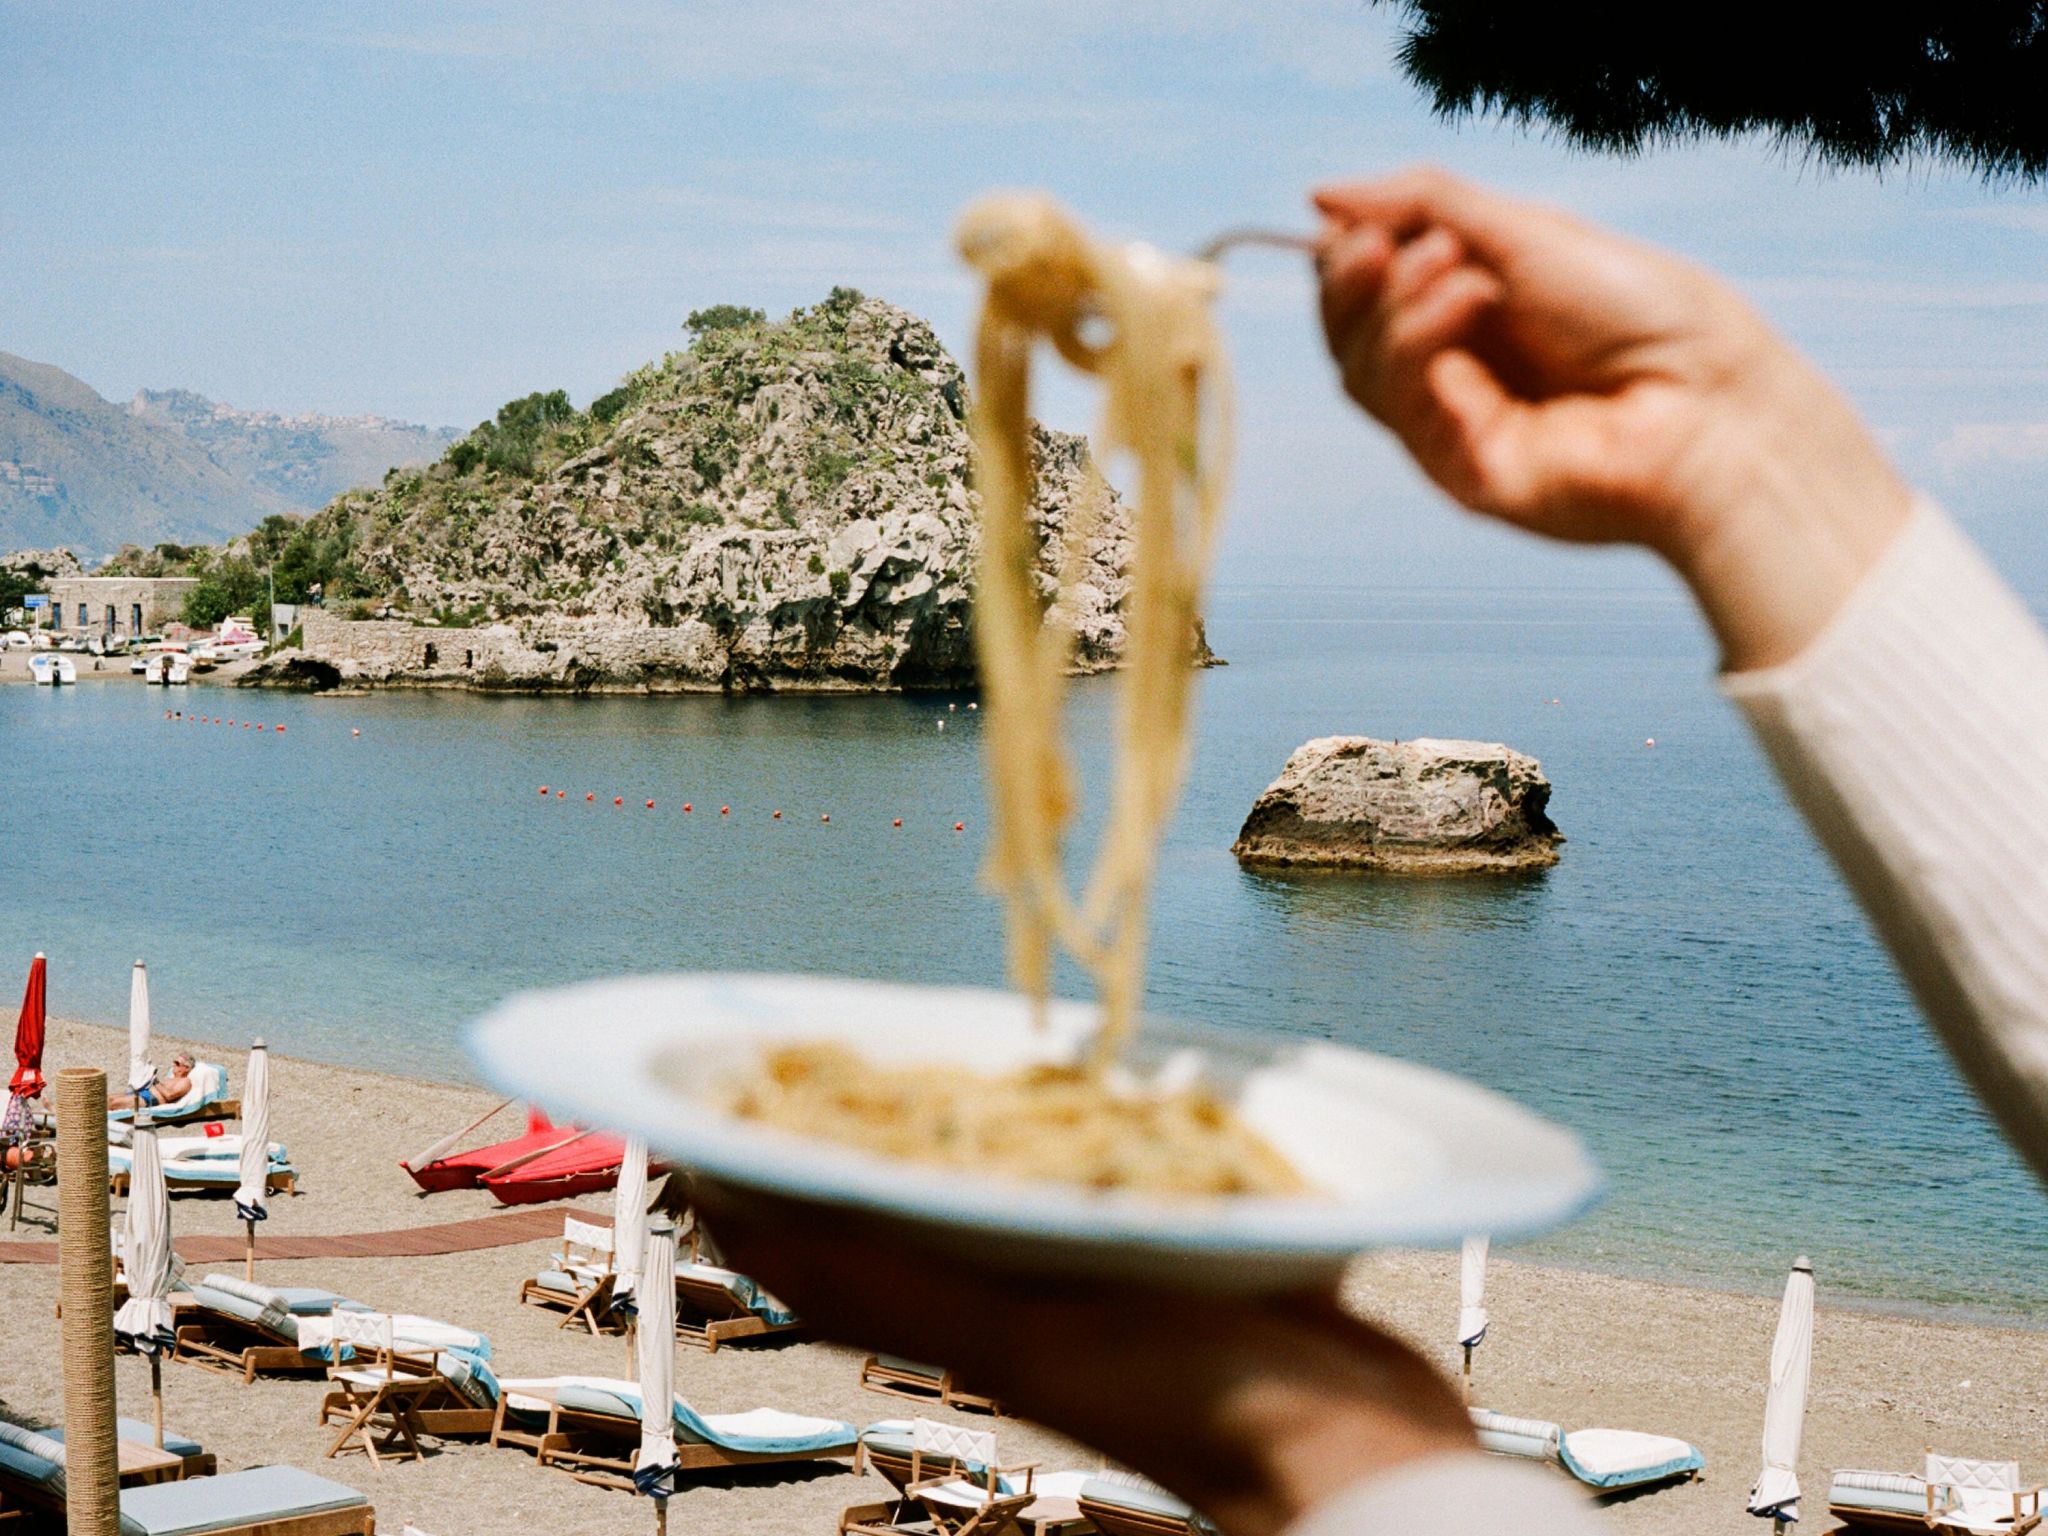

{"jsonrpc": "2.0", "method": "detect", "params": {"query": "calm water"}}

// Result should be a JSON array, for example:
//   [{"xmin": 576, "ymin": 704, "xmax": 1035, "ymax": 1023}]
[{"xmin": 2, "ymin": 588, "xmax": 2041, "ymax": 1321}]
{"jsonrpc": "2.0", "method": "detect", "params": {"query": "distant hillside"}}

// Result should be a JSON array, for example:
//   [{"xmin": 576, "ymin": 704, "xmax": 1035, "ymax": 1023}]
[
  {"xmin": 0, "ymin": 351, "xmax": 453, "ymax": 559},
  {"xmin": 128, "ymin": 389, "xmax": 456, "ymax": 511}
]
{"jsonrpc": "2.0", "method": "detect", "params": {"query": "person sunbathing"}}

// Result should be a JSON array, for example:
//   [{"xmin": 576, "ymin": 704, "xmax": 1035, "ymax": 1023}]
[{"xmin": 109, "ymin": 1053, "xmax": 196, "ymax": 1112}]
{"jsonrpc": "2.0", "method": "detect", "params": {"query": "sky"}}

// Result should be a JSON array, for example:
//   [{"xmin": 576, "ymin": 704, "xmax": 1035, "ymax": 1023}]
[{"xmin": 5, "ymin": 1, "xmax": 2047, "ymax": 592}]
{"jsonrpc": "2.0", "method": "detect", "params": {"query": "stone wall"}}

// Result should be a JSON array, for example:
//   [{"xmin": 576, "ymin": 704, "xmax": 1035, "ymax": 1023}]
[{"xmin": 47, "ymin": 576, "xmax": 198, "ymax": 636}]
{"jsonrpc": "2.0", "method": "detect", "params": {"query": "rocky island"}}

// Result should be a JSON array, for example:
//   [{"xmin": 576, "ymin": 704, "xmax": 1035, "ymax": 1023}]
[
  {"xmin": 1232, "ymin": 736, "xmax": 1563, "ymax": 873},
  {"xmin": 244, "ymin": 290, "xmax": 1154, "ymax": 694}
]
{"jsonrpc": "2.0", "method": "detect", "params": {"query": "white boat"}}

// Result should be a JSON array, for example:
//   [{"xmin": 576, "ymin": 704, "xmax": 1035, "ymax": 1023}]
[
  {"xmin": 194, "ymin": 616, "xmax": 264, "ymax": 663},
  {"xmin": 138, "ymin": 646, "xmax": 191, "ymax": 685},
  {"xmin": 29, "ymin": 654, "xmax": 76, "ymax": 686}
]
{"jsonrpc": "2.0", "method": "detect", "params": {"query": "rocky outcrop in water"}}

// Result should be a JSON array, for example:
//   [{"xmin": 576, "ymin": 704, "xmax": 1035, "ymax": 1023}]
[
  {"xmin": 246, "ymin": 290, "xmax": 1156, "ymax": 694},
  {"xmin": 1231, "ymin": 736, "xmax": 1562, "ymax": 873}
]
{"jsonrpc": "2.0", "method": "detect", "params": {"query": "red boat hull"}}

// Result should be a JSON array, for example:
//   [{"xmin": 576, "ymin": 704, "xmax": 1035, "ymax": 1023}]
[{"xmin": 482, "ymin": 1134, "xmax": 628, "ymax": 1205}]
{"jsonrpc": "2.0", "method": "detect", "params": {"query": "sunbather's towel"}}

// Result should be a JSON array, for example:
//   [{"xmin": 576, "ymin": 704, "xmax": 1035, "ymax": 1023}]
[
  {"xmin": 116, "ymin": 1463, "xmax": 367, "ymax": 1536},
  {"xmin": 685, "ymin": 1406, "xmax": 855, "ymax": 1454},
  {"xmin": 433, "ymin": 1349, "xmax": 501, "ymax": 1409},
  {"xmin": 1559, "ymin": 1428, "xmax": 1704, "ymax": 1490}
]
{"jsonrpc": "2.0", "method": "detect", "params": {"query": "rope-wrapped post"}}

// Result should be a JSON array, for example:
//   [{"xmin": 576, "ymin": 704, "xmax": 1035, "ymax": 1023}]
[{"xmin": 57, "ymin": 1066, "xmax": 120, "ymax": 1536}]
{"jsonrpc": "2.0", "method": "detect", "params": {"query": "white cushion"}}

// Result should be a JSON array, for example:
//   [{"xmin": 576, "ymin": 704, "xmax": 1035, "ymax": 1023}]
[{"xmin": 1562, "ymin": 1428, "xmax": 1695, "ymax": 1477}]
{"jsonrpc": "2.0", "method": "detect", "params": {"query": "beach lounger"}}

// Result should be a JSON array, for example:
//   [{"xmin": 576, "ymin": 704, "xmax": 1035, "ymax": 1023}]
[
  {"xmin": 1829, "ymin": 1468, "xmax": 1932, "ymax": 1531},
  {"xmin": 0, "ymin": 1420, "xmax": 186, "ymax": 1515},
  {"xmin": 672, "ymin": 1260, "xmax": 800, "ymax": 1352},
  {"xmin": 46, "ymin": 1419, "xmax": 218, "ymax": 1481},
  {"xmin": 843, "ymin": 1420, "xmax": 1037, "ymax": 1536},
  {"xmin": 1076, "ymin": 1472, "xmax": 1214, "ymax": 1536},
  {"xmin": 488, "ymin": 1375, "xmax": 855, "ymax": 1490},
  {"xmin": 1468, "ymin": 1408, "xmax": 1703, "ymax": 1494},
  {"xmin": 859, "ymin": 1356, "xmax": 1003, "ymax": 1416},
  {"xmin": 107, "ymin": 1062, "xmax": 236, "ymax": 1130},
  {"xmin": 171, "ymin": 1276, "xmax": 365, "ymax": 1383},
  {"xmin": 110, "ymin": 1134, "xmax": 295, "ymax": 1200},
  {"xmin": 516, "ymin": 1217, "xmax": 622, "ymax": 1335}
]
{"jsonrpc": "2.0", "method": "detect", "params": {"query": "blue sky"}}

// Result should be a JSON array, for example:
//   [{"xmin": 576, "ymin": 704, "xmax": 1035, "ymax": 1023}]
[{"xmin": 5, "ymin": 1, "xmax": 2046, "ymax": 591}]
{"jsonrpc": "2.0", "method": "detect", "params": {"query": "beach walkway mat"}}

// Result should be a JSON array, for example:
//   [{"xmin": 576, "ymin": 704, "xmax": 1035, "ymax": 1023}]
[{"xmin": 0, "ymin": 1204, "xmax": 602, "ymax": 1265}]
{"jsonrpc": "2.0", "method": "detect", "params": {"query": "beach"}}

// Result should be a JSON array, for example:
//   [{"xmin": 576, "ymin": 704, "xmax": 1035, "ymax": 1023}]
[{"xmin": 5, "ymin": 1018, "xmax": 2045, "ymax": 1535}]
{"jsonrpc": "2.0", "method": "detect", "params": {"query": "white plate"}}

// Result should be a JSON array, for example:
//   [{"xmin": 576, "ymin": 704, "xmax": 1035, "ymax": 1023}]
[{"xmin": 467, "ymin": 972, "xmax": 1601, "ymax": 1289}]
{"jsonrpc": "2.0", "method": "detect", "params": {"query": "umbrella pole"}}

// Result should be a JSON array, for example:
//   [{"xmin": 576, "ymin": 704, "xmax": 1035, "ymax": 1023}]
[
  {"xmin": 150, "ymin": 1354, "xmax": 164, "ymax": 1447},
  {"xmin": 655, "ymin": 1494, "xmax": 668, "ymax": 1536},
  {"xmin": 244, "ymin": 1217, "xmax": 255, "ymax": 1281},
  {"xmin": 1462, "ymin": 1344, "xmax": 1473, "ymax": 1405}
]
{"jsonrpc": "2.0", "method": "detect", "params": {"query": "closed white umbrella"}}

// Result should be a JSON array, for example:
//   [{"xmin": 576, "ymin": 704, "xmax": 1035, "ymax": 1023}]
[
  {"xmin": 112, "ymin": 1114, "xmax": 175, "ymax": 1445},
  {"xmin": 234, "ymin": 1040, "xmax": 271, "ymax": 1280},
  {"xmin": 612, "ymin": 1137, "xmax": 649, "ymax": 1311},
  {"xmin": 1749, "ymin": 1256, "xmax": 1815, "ymax": 1530},
  {"xmin": 1457, "ymin": 1234, "xmax": 1489, "ymax": 1403},
  {"xmin": 635, "ymin": 1217, "xmax": 679, "ymax": 1533},
  {"xmin": 127, "ymin": 961, "xmax": 153, "ymax": 1096}
]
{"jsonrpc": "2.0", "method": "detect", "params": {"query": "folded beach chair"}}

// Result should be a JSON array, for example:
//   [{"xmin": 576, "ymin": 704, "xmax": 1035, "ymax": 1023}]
[
  {"xmin": 171, "ymin": 1275, "xmax": 366, "ymax": 1383},
  {"xmin": 107, "ymin": 1061, "xmax": 234, "ymax": 1131},
  {"xmin": 1, "ymin": 1424, "xmax": 371, "ymax": 1534},
  {"xmin": 1919, "ymin": 1454, "xmax": 2042, "ymax": 1534},
  {"xmin": 1467, "ymin": 1407, "xmax": 1704, "ymax": 1494},
  {"xmin": 843, "ymin": 1419, "xmax": 1038, "ymax": 1536},
  {"xmin": 517, "ymin": 1216, "xmax": 622, "ymax": 1335},
  {"xmin": 312, "ymin": 1312, "xmax": 502, "ymax": 1452},
  {"xmin": 859, "ymin": 1355, "xmax": 1003, "ymax": 1416},
  {"xmin": 673, "ymin": 1259, "xmax": 800, "ymax": 1351},
  {"xmin": 1076, "ymin": 1471, "xmax": 1216, "ymax": 1536},
  {"xmin": 488, "ymin": 1375, "xmax": 856, "ymax": 1489}
]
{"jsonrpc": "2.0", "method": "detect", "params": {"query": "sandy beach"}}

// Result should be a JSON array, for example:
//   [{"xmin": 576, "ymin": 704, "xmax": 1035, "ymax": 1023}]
[{"xmin": 5, "ymin": 1016, "xmax": 2045, "ymax": 1536}]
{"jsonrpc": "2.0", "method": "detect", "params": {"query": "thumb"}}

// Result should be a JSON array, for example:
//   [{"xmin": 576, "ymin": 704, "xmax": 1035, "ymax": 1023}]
[{"xmin": 1418, "ymin": 349, "xmax": 1553, "ymax": 522}]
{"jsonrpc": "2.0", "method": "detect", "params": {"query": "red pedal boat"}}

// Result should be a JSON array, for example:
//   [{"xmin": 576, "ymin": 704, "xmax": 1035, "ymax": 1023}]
[{"xmin": 401, "ymin": 1104, "xmax": 626, "ymax": 1201}]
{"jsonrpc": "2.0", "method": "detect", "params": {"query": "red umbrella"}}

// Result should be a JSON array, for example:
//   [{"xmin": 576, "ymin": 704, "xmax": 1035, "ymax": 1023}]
[{"xmin": 11, "ymin": 953, "xmax": 46, "ymax": 1098}]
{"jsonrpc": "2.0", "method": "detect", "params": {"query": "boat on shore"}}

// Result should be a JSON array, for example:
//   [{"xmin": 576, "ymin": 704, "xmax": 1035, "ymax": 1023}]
[
  {"xmin": 137, "ymin": 646, "xmax": 192, "ymax": 685},
  {"xmin": 29, "ymin": 654, "xmax": 76, "ymax": 686}
]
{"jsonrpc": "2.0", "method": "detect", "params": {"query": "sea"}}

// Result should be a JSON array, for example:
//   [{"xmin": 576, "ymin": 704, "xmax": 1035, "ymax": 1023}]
[{"xmin": 2, "ymin": 585, "xmax": 2041, "ymax": 1324}]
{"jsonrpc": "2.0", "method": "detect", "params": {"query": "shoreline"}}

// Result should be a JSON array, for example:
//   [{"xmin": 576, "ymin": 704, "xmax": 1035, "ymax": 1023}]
[
  {"xmin": 46, "ymin": 1010, "xmax": 2040, "ymax": 1335},
  {"xmin": 8, "ymin": 1015, "xmax": 2048, "ymax": 1534}
]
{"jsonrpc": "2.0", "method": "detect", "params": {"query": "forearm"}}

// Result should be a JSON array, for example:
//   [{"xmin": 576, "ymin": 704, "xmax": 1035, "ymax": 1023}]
[{"xmin": 1723, "ymin": 499, "xmax": 2048, "ymax": 1183}]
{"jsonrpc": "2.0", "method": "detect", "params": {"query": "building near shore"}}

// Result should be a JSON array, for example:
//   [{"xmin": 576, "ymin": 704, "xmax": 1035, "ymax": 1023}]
[{"xmin": 44, "ymin": 575, "xmax": 197, "ymax": 637}]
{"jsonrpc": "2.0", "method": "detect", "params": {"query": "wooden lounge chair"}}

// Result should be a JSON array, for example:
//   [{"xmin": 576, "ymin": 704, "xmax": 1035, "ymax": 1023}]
[
  {"xmin": 488, "ymin": 1376, "xmax": 855, "ymax": 1491},
  {"xmin": 516, "ymin": 1217, "xmax": 622, "ymax": 1335},
  {"xmin": 842, "ymin": 1420, "xmax": 1036, "ymax": 1536},
  {"xmin": 672, "ymin": 1260, "xmax": 801, "ymax": 1352},
  {"xmin": 1921, "ymin": 1453, "xmax": 2042, "ymax": 1534},
  {"xmin": 170, "ymin": 1279, "xmax": 355, "ymax": 1384},
  {"xmin": 1076, "ymin": 1472, "xmax": 1213, "ymax": 1536},
  {"xmin": 1829, "ymin": 1468, "xmax": 1931, "ymax": 1531},
  {"xmin": 859, "ymin": 1356, "xmax": 1003, "ymax": 1416}
]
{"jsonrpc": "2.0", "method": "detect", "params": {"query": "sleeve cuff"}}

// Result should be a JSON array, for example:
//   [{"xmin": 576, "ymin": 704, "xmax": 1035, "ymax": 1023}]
[{"xmin": 1283, "ymin": 1454, "xmax": 1598, "ymax": 1536}]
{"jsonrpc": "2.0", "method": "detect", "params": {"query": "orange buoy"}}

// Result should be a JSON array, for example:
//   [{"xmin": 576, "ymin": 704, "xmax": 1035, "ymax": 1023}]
[
  {"xmin": 587, "ymin": 793, "xmax": 595, "ymax": 801},
  {"xmin": 772, "ymin": 810, "xmax": 782, "ymax": 820},
  {"xmin": 352, "ymin": 728, "xmax": 361, "ymax": 737},
  {"xmin": 275, "ymin": 724, "xmax": 285, "ymax": 732},
  {"xmin": 556, "ymin": 790, "xmax": 565, "ymax": 798},
  {"xmin": 540, "ymin": 786, "xmax": 550, "ymax": 796},
  {"xmin": 1645, "ymin": 737, "xmax": 1657, "ymax": 748},
  {"xmin": 892, "ymin": 818, "xmax": 902, "ymax": 828},
  {"xmin": 683, "ymin": 803, "xmax": 692, "ymax": 813},
  {"xmin": 613, "ymin": 796, "xmax": 624, "ymax": 806},
  {"xmin": 721, "ymin": 805, "xmax": 730, "ymax": 816},
  {"xmin": 954, "ymin": 821, "xmax": 965, "ymax": 832},
  {"xmin": 227, "ymin": 720, "xmax": 235, "ymax": 727},
  {"xmin": 646, "ymin": 800, "xmax": 655, "ymax": 809},
  {"xmin": 821, "ymin": 814, "xmax": 830, "ymax": 823}
]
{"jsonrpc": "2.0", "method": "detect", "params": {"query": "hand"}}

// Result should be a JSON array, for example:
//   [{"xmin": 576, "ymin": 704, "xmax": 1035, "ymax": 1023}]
[
  {"xmin": 693, "ymin": 1182, "xmax": 1472, "ymax": 1536},
  {"xmin": 1313, "ymin": 167, "xmax": 1913, "ymax": 671}
]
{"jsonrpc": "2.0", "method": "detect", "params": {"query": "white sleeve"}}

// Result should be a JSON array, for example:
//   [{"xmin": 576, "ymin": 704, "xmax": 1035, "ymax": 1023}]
[
  {"xmin": 1284, "ymin": 1454, "xmax": 1598, "ymax": 1536},
  {"xmin": 1723, "ymin": 497, "xmax": 2048, "ymax": 1183}
]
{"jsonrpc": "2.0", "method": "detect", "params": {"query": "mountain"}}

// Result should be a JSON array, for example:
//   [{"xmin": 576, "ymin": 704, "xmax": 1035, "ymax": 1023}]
[
  {"xmin": 127, "ymin": 389, "xmax": 457, "ymax": 512},
  {"xmin": 252, "ymin": 290, "xmax": 1142, "ymax": 693},
  {"xmin": 0, "ymin": 351, "xmax": 454, "ymax": 559}
]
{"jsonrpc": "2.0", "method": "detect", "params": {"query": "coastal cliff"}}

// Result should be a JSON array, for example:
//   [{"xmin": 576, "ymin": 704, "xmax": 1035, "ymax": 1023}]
[
  {"xmin": 248, "ymin": 291, "xmax": 1146, "ymax": 694},
  {"xmin": 1232, "ymin": 736, "xmax": 1563, "ymax": 873}
]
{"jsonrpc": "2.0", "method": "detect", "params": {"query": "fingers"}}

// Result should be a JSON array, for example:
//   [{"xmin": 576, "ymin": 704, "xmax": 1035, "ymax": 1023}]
[{"xmin": 1312, "ymin": 166, "xmax": 1536, "ymax": 267}]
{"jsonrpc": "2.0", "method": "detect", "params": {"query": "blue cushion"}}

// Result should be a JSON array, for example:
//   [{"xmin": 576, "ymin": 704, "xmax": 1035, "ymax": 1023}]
[
  {"xmin": 1558, "ymin": 1432, "xmax": 1705, "ymax": 1491},
  {"xmin": 272, "ymin": 1288, "xmax": 345, "ymax": 1316},
  {"xmin": 118, "ymin": 1464, "xmax": 368, "ymax": 1536},
  {"xmin": 0, "ymin": 1437, "xmax": 61, "ymax": 1491},
  {"xmin": 1081, "ymin": 1476, "xmax": 1197, "ymax": 1521}
]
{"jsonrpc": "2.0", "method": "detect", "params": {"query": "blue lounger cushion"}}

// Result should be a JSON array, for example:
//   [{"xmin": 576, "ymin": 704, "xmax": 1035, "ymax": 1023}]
[
  {"xmin": 872, "ymin": 1355, "xmax": 942, "ymax": 1380},
  {"xmin": 1830, "ymin": 1469, "xmax": 1928, "ymax": 1517},
  {"xmin": 530, "ymin": 1269, "xmax": 580, "ymax": 1296},
  {"xmin": 1558, "ymin": 1428, "xmax": 1704, "ymax": 1490},
  {"xmin": 1469, "ymin": 1408, "xmax": 1563, "ymax": 1463},
  {"xmin": 117, "ymin": 1464, "xmax": 368, "ymax": 1536},
  {"xmin": 0, "ymin": 1435, "xmax": 63, "ymax": 1493},
  {"xmin": 1081, "ymin": 1473, "xmax": 1204, "ymax": 1522},
  {"xmin": 271, "ymin": 1288, "xmax": 350, "ymax": 1317}
]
